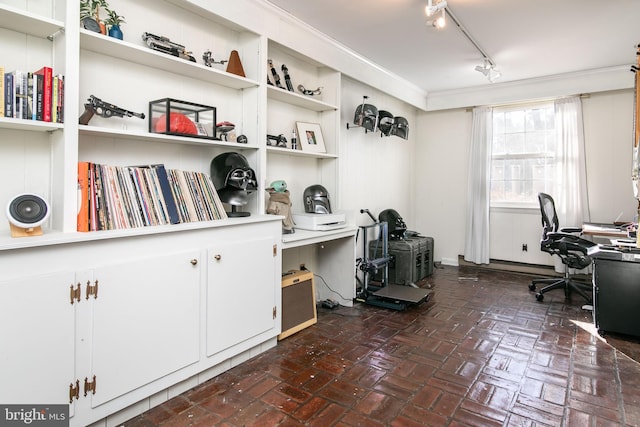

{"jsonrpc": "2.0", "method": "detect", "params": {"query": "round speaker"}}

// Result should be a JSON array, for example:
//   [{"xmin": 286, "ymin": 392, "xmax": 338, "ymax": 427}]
[{"xmin": 6, "ymin": 193, "xmax": 50, "ymax": 229}]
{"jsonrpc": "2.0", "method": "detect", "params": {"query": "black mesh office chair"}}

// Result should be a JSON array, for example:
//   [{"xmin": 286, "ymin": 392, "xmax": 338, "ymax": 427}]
[{"xmin": 528, "ymin": 192, "xmax": 596, "ymax": 303}]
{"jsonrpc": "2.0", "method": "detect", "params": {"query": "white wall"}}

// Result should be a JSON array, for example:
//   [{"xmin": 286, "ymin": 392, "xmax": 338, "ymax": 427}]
[
  {"xmin": 413, "ymin": 108, "xmax": 471, "ymax": 266},
  {"xmin": 415, "ymin": 89, "xmax": 637, "ymax": 266},
  {"xmin": 338, "ymin": 77, "xmax": 418, "ymax": 253}
]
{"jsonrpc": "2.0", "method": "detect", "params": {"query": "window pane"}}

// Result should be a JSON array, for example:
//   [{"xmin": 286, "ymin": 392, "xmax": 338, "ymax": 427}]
[
  {"xmin": 505, "ymin": 110, "xmax": 524, "ymax": 133},
  {"xmin": 505, "ymin": 132, "xmax": 525, "ymax": 154},
  {"xmin": 490, "ymin": 103, "xmax": 555, "ymax": 206}
]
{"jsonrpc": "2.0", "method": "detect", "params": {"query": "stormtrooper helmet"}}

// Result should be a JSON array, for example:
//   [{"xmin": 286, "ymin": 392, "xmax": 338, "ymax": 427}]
[
  {"xmin": 303, "ymin": 184, "xmax": 332, "ymax": 214},
  {"xmin": 379, "ymin": 209, "xmax": 407, "ymax": 240},
  {"xmin": 210, "ymin": 152, "xmax": 258, "ymax": 208}
]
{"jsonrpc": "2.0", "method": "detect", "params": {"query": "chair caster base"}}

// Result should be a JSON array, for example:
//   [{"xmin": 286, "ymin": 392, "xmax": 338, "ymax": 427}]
[
  {"xmin": 535, "ymin": 292, "xmax": 544, "ymax": 302},
  {"xmin": 528, "ymin": 283, "xmax": 536, "ymax": 291}
]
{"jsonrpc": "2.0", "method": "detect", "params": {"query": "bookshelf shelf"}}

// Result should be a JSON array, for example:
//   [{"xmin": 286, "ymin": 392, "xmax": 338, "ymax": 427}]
[
  {"xmin": 266, "ymin": 145, "xmax": 338, "ymax": 159},
  {"xmin": 0, "ymin": 4, "xmax": 63, "ymax": 39},
  {"xmin": 79, "ymin": 125, "xmax": 260, "ymax": 150},
  {"xmin": 267, "ymin": 85, "xmax": 337, "ymax": 112},
  {"xmin": 0, "ymin": 214, "xmax": 274, "ymax": 252},
  {"xmin": 80, "ymin": 30, "xmax": 260, "ymax": 90},
  {"xmin": 0, "ymin": 117, "xmax": 63, "ymax": 132}
]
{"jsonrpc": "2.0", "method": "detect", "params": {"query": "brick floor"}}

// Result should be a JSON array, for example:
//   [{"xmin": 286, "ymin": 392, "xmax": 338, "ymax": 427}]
[{"xmin": 123, "ymin": 265, "xmax": 640, "ymax": 426}]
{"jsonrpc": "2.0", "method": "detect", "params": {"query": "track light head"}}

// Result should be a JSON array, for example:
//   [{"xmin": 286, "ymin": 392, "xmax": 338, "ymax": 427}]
[
  {"xmin": 475, "ymin": 60, "xmax": 502, "ymax": 83},
  {"xmin": 427, "ymin": 8, "xmax": 446, "ymax": 28},
  {"xmin": 425, "ymin": 0, "xmax": 447, "ymax": 17}
]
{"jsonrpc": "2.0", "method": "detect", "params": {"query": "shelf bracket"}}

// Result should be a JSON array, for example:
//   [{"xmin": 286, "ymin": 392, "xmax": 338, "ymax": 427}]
[{"xmin": 47, "ymin": 27, "xmax": 65, "ymax": 42}]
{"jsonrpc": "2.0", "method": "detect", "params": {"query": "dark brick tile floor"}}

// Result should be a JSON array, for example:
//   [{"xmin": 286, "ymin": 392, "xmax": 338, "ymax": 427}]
[{"xmin": 123, "ymin": 265, "xmax": 640, "ymax": 426}]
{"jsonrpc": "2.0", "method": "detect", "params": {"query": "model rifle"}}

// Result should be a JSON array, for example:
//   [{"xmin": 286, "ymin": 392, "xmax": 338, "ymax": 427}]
[
  {"xmin": 142, "ymin": 32, "xmax": 195, "ymax": 62},
  {"xmin": 79, "ymin": 95, "xmax": 145, "ymax": 125},
  {"xmin": 281, "ymin": 64, "xmax": 294, "ymax": 91},
  {"xmin": 268, "ymin": 59, "xmax": 285, "ymax": 89}
]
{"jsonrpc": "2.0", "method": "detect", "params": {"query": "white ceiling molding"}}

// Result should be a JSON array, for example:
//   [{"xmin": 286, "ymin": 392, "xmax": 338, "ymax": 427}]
[{"xmin": 425, "ymin": 66, "xmax": 633, "ymax": 111}]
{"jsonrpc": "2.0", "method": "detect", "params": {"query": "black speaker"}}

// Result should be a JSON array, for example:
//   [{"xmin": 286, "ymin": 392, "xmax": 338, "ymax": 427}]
[{"xmin": 6, "ymin": 193, "xmax": 50, "ymax": 237}]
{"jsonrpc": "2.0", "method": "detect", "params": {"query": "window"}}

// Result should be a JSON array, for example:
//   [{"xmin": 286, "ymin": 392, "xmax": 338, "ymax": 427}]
[{"xmin": 490, "ymin": 102, "xmax": 556, "ymax": 208}]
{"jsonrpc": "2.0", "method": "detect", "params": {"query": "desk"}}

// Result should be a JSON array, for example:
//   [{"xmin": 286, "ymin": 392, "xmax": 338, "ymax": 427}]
[
  {"xmin": 589, "ymin": 245, "xmax": 640, "ymax": 337},
  {"xmin": 281, "ymin": 227, "xmax": 357, "ymax": 307},
  {"xmin": 582, "ymin": 222, "xmax": 629, "ymax": 238}
]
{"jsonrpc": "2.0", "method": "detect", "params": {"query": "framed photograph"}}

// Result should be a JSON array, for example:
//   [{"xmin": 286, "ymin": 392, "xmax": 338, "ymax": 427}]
[{"xmin": 296, "ymin": 122, "xmax": 326, "ymax": 153}]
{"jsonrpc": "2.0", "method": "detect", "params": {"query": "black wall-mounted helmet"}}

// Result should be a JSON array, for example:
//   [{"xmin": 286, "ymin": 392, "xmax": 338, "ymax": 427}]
[
  {"xmin": 353, "ymin": 103, "xmax": 378, "ymax": 132},
  {"xmin": 303, "ymin": 184, "xmax": 332, "ymax": 214},
  {"xmin": 379, "ymin": 209, "xmax": 407, "ymax": 239},
  {"xmin": 392, "ymin": 116, "xmax": 409, "ymax": 140},
  {"xmin": 210, "ymin": 152, "xmax": 257, "ymax": 206},
  {"xmin": 377, "ymin": 110, "xmax": 394, "ymax": 136}
]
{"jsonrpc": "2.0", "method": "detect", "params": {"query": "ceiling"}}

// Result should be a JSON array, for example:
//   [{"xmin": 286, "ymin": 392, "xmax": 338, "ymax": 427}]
[{"xmin": 264, "ymin": 0, "xmax": 640, "ymax": 93}]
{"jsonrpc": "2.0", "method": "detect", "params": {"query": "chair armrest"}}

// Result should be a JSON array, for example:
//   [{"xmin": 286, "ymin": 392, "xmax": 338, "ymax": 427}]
[{"xmin": 559, "ymin": 226, "xmax": 582, "ymax": 234}]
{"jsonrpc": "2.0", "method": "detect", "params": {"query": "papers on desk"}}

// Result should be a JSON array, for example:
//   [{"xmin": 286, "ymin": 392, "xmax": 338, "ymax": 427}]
[
  {"xmin": 612, "ymin": 239, "xmax": 638, "ymax": 248},
  {"xmin": 582, "ymin": 222, "xmax": 629, "ymax": 237}
]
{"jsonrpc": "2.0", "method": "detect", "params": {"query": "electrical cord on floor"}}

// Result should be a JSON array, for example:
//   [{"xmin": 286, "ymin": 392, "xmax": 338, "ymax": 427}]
[{"xmin": 313, "ymin": 272, "xmax": 351, "ymax": 303}]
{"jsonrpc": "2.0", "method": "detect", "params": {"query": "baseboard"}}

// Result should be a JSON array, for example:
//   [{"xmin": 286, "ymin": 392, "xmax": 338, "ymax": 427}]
[{"xmin": 457, "ymin": 255, "xmax": 558, "ymax": 277}]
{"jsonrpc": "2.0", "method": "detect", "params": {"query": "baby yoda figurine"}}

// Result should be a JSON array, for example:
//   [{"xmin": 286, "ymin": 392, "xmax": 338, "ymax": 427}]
[{"xmin": 266, "ymin": 180, "xmax": 295, "ymax": 234}]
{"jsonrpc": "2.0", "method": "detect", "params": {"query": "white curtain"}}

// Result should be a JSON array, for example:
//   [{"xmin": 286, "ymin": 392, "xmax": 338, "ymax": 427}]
[
  {"xmin": 464, "ymin": 106, "xmax": 493, "ymax": 264},
  {"xmin": 553, "ymin": 96, "xmax": 591, "ymax": 272},
  {"xmin": 554, "ymin": 96, "xmax": 591, "ymax": 226}
]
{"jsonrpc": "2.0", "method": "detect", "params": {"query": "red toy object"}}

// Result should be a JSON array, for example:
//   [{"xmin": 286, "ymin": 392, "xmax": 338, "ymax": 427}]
[{"xmin": 154, "ymin": 112, "xmax": 198, "ymax": 135}]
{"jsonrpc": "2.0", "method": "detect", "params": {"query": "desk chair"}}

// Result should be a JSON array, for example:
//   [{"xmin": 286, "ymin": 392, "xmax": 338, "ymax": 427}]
[{"xmin": 528, "ymin": 192, "xmax": 596, "ymax": 303}]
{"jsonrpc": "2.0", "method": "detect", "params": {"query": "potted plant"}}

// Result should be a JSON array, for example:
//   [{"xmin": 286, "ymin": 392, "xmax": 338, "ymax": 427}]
[
  {"xmin": 104, "ymin": 8, "xmax": 126, "ymax": 40},
  {"xmin": 80, "ymin": 0, "xmax": 108, "ymax": 34}
]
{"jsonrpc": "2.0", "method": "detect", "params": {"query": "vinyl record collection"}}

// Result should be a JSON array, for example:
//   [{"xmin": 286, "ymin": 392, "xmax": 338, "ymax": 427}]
[{"xmin": 77, "ymin": 162, "xmax": 227, "ymax": 232}]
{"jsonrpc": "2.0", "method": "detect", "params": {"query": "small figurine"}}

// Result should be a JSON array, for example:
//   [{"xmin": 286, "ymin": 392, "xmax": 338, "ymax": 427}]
[{"xmin": 266, "ymin": 180, "xmax": 295, "ymax": 234}]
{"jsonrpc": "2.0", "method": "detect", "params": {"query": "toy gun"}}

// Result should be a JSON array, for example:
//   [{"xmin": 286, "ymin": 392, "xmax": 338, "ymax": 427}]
[
  {"xmin": 142, "ymin": 32, "xmax": 195, "ymax": 62},
  {"xmin": 266, "ymin": 133, "xmax": 287, "ymax": 147},
  {"xmin": 79, "ymin": 95, "xmax": 145, "ymax": 125}
]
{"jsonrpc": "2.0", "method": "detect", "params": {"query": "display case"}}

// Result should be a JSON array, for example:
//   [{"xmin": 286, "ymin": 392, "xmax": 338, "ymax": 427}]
[{"xmin": 149, "ymin": 98, "xmax": 216, "ymax": 139}]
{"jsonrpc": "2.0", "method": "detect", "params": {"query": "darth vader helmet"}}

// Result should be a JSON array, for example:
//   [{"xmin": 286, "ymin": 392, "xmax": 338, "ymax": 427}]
[
  {"xmin": 210, "ymin": 152, "xmax": 258, "ymax": 210},
  {"xmin": 303, "ymin": 184, "xmax": 332, "ymax": 214},
  {"xmin": 379, "ymin": 209, "xmax": 407, "ymax": 240},
  {"xmin": 392, "ymin": 116, "xmax": 409, "ymax": 140},
  {"xmin": 353, "ymin": 102, "xmax": 378, "ymax": 132},
  {"xmin": 377, "ymin": 110, "xmax": 394, "ymax": 136}
]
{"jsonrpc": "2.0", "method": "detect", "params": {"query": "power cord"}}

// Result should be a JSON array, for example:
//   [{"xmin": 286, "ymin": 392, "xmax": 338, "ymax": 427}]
[{"xmin": 313, "ymin": 272, "xmax": 350, "ymax": 302}]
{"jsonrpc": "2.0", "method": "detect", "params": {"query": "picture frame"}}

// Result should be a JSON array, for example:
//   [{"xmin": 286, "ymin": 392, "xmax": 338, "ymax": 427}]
[{"xmin": 296, "ymin": 121, "xmax": 326, "ymax": 153}]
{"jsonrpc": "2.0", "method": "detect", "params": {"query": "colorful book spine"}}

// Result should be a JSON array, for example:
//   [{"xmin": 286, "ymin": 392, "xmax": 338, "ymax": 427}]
[
  {"xmin": 0, "ymin": 66, "xmax": 4, "ymax": 118},
  {"xmin": 57, "ymin": 74, "xmax": 64, "ymax": 123},
  {"xmin": 34, "ymin": 66, "xmax": 52, "ymax": 122},
  {"xmin": 77, "ymin": 162, "xmax": 90, "ymax": 232},
  {"xmin": 33, "ymin": 73, "xmax": 43, "ymax": 121},
  {"xmin": 4, "ymin": 72, "xmax": 12, "ymax": 117}
]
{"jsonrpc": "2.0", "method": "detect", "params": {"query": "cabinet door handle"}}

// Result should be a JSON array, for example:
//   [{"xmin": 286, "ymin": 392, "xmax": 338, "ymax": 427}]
[
  {"xmin": 214, "ymin": 254, "xmax": 222, "ymax": 261},
  {"xmin": 190, "ymin": 259, "xmax": 198, "ymax": 265}
]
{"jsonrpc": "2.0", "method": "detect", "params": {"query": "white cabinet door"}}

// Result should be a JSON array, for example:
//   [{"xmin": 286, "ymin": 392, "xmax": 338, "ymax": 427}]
[
  {"xmin": 0, "ymin": 271, "xmax": 75, "ymax": 404},
  {"xmin": 87, "ymin": 250, "xmax": 201, "ymax": 407},
  {"xmin": 206, "ymin": 237, "xmax": 277, "ymax": 356}
]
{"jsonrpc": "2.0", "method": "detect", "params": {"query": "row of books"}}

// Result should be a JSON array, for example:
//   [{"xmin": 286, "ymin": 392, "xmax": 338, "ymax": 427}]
[
  {"xmin": 77, "ymin": 162, "xmax": 228, "ymax": 232},
  {"xmin": 0, "ymin": 66, "xmax": 64, "ymax": 123}
]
